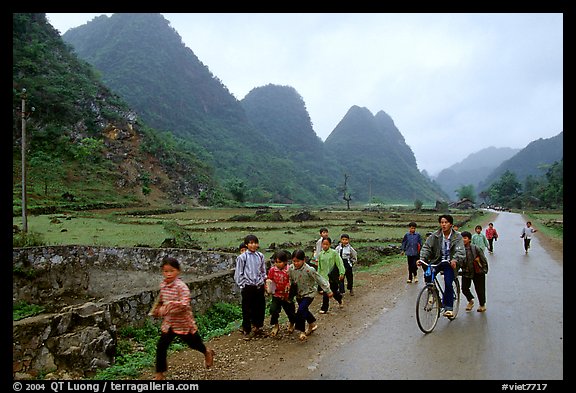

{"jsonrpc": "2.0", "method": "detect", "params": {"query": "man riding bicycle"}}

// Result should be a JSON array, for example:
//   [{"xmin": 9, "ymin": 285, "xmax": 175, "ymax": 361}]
[{"xmin": 418, "ymin": 214, "xmax": 465, "ymax": 318}]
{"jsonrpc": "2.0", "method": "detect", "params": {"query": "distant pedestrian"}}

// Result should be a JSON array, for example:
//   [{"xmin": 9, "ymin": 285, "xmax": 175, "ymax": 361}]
[
  {"xmin": 266, "ymin": 250, "xmax": 296, "ymax": 337},
  {"xmin": 401, "ymin": 222, "xmax": 423, "ymax": 283},
  {"xmin": 335, "ymin": 233, "xmax": 358, "ymax": 295},
  {"xmin": 460, "ymin": 231, "xmax": 489, "ymax": 312},
  {"xmin": 289, "ymin": 249, "xmax": 333, "ymax": 341},
  {"xmin": 234, "ymin": 234, "xmax": 267, "ymax": 340},
  {"xmin": 485, "ymin": 223, "xmax": 498, "ymax": 254},
  {"xmin": 472, "ymin": 225, "xmax": 490, "ymax": 253},
  {"xmin": 151, "ymin": 257, "xmax": 215, "ymax": 380},
  {"xmin": 520, "ymin": 221, "xmax": 538, "ymax": 254}
]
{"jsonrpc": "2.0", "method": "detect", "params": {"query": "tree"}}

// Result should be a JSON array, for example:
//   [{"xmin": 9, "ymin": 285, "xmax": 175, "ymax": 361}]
[
  {"xmin": 339, "ymin": 173, "xmax": 352, "ymax": 210},
  {"xmin": 72, "ymin": 137, "xmax": 105, "ymax": 163},
  {"xmin": 455, "ymin": 184, "xmax": 476, "ymax": 203},
  {"xmin": 414, "ymin": 199, "xmax": 423, "ymax": 211},
  {"xmin": 29, "ymin": 151, "xmax": 63, "ymax": 196},
  {"xmin": 487, "ymin": 170, "xmax": 522, "ymax": 207},
  {"xmin": 226, "ymin": 178, "xmax": 247, "ymax": 203}
]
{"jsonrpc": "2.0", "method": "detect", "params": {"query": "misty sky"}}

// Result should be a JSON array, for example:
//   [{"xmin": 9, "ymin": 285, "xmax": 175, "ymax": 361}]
[{"xmin": 46, "ymin": 13, "xmax": 563, "ymax": 175}]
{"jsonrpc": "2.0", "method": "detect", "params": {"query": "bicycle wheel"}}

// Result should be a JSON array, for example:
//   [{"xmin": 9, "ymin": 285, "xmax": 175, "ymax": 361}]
[{"xmin": 416, "ymin": 286, "xmax": 440, "ymax": 333}]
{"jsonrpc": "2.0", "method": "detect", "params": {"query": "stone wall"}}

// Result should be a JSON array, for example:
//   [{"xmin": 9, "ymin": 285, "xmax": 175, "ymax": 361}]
[{"xmin": 13, "ymin": 246, "xmax": 240, "ymax": 379}]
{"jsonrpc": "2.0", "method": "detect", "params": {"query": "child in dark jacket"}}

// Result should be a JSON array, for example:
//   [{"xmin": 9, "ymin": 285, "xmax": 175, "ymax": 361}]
[{"xmin": 460, "ymin": 231, "xmax": 489, "ymax": 313}]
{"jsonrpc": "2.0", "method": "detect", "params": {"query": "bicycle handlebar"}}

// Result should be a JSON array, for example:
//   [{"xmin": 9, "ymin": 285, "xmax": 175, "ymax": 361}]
[{"xmin": 418, "ymin": 259, "xmax": 451, "ymax": 267}]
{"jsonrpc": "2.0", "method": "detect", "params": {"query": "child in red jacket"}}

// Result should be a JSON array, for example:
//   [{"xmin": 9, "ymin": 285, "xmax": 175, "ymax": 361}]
[{"xmin": 266, "ymin": 250, "xmax": 296, "ymax": 337}]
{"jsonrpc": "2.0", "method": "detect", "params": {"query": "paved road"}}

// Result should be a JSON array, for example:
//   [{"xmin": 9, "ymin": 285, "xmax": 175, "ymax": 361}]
[{"xmin": 307, "ymin": 211, "xmax": 563, "ymax": 380}]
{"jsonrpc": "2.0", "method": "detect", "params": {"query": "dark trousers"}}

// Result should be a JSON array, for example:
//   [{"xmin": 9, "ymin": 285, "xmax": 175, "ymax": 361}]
[
  {"xmin": 441, "ymin": 265, "xmax": 455, "ymax": 310},
  {"xmin": 269, "ymin": 296, "xmax": 296, "ymax": 325},
  {"xmin": 241, "ymin": 284, "xmax": 265, "ymax": 333},
  {"xmin": 407, "ymin": 255, "xmax": 419, "ymax": 280},
  {"xmin": 321, "ymin": 278, "xmax": 343, "ymax": 312},
  {"xmin": 294, "ymin": 296, "xmax": 317, "ymax": 332},
  {"xmin": 338, "ymin": 259, "xmax": 354, "ymax": 293},
  {"xmin": 462, "ymin": 273, "xmax": 486, "ymax": 307},
  {"xmin": 488, "ymin": 238, "xmax": 494, "ymax": 252},
  {"xmin": 156, "ymin": 328, "xmax": 206, "ymax": 373},
  {"xmin": 524, "ymin": 238, "xmax": 532, "ymax": 252}
]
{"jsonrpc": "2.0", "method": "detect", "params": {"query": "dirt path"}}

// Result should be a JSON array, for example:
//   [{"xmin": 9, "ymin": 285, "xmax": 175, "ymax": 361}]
[{"xmin": 137, "ymin": 231, "xmax": 562, "ymax": 381}]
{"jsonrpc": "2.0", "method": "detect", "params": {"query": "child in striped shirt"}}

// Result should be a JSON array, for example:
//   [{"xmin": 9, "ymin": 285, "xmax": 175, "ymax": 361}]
[{"xmin": 151, "ymin": 257, "xmax": 215, "ymax": 380}]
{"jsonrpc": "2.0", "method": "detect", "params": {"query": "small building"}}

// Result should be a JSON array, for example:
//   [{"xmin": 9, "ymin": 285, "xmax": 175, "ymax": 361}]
[{"xmin": 449, "ymin": 198, "xmax": 475, "ymax": 209}]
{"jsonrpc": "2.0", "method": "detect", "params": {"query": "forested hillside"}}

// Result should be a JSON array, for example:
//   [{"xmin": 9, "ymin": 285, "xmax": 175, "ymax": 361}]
[
  {"xmin": 62, "ymin": 13, "xmax": 447, "ymax": 204},
  {"xmin": 240, "ymin": 84, "xmax": 342, "ymax": 202},
  {"xmin": 62, "ymin": 13, "xmax": 326, "ymax": 204},
  {"xmin": 477, "ymin": 132, "xmax": 563, "ymax": 192},
  {"xmin": 12, "ymin": 13, "xmax": 218, "ymax": 215},
  {"xmin": 324, "ymin": 106, "xmax": 446, "ymax": 202}
]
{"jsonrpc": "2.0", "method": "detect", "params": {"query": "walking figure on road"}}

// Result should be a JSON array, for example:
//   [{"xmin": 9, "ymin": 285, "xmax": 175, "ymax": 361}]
[
  {"xmin": 401, "ymin": 221, "xmax": 423, "ymax": 283},
  {"xmin": 460, "ymin": 231, "xmax": 489, "ymax": 312},
  {"xmin": 472, "ymin": 225, "xmax": 490, "ymax": 253},
  {"xmin": 520, "ymin": 221, "xmax": 538, "ymax": 254},
  {"xmin": 485, "ymin": 223, "xmax": 498, "ymax": 254}
]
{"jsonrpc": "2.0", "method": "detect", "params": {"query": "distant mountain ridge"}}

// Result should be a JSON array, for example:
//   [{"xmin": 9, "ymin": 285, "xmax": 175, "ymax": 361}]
[
  {"xmin": 62, "ymin": 13, "xmax": 447, "ymax": 203},
  {"xmin": 477, "ymin": 131, "xmax": 563, "ymax": 192},
  {"xmin": 434, "ymin": 146, "xmax": 521, "ymax": 200}
]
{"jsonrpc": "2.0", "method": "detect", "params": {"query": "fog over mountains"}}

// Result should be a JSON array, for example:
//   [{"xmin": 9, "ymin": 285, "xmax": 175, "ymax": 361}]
[
  {"xmin": 13, "ymin": 13, "xmax": 561, "ymax": 210},
  {"xmin": 62, "ymin": 13, "xmax": 448, "ymax": 203}
]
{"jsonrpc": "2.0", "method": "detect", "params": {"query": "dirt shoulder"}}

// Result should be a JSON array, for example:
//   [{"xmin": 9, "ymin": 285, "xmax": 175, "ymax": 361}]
[
  {"xmin": 137, "ymin": 261, "xmax": 407, "ymax": 381},
  {"xmin": 137, "ymin": 230, "xmax": 562, "ymax": 381}
]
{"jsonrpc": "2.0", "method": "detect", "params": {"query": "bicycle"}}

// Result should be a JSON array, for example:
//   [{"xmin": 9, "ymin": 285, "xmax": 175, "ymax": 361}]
[{"xmin": 415, "ymin": 259, "xmax": 461, "ymax": 334}]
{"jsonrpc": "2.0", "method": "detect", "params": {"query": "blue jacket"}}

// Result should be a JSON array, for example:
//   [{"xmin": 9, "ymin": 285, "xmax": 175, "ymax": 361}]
[{"xmin": 401, "ymin": 232, "xmax": 423, "ymax": 257}]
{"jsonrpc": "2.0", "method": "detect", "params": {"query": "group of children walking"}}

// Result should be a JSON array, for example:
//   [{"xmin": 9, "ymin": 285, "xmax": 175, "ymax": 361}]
[
  {"xmin": 150, "ymin": 217, "xmax": 538, "ymax": 378},
  {"xmin": 235, "ymin": 229, "xmax": 357, "ymax": 343}
]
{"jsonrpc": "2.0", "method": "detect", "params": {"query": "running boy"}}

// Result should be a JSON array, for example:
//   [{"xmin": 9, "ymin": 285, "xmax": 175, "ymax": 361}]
[{"xmin": 151, "ymin": 257, "xmax": 215, "ymax": 380}]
